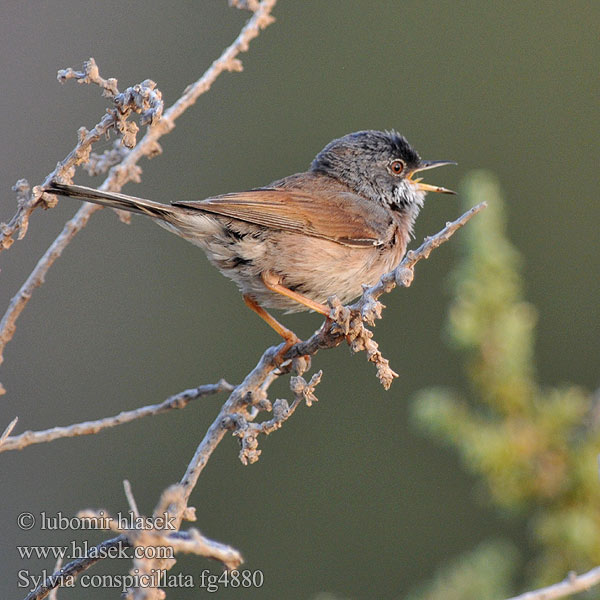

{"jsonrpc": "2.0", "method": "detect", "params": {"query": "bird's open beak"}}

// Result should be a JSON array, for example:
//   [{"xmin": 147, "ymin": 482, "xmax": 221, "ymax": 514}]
[{"xmin": 408, "ymin": 160, "xmax": 457, "ymax": 194}]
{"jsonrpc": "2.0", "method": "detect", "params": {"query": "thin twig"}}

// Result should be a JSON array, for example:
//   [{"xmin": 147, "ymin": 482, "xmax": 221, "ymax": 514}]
[
  {"xmin": 16, "ymin": 5, "xmax": 279, "ymax": 598},
  {"xmin": 1, "ymin": 58, "xmax": 162, "ymax": 252},
  {"xmin": 0, "ymin": 380, "xmax": 232, "ymax": 453},
  {"xmin": 228, "ymin": 371, "xmax": 322, "ymax": 465},
  {"xmin": 123, "ymin": 480, "xmax": 140, "ymax": 519},
  {"xmin": 0, "ymin": 0, "xmax": 278, "ymax": 392},
  {"xmin": 23, "ymin": 535, "xmax": 131, "ymax": 600},
  {"xmin": 0, "ymin": 416, "xmax": 18, "ymax": 444},
  {"xmin": 505, "ymin": 566, "xmax": 600, "ymax": 600},
  {"xmin": 47, "ymin": 555, "xmax": 63, "ymax": 600},
  {"xmin": 0, "ymin": 202, "xmax": 102, "ymax": 388},
  {"xmin": 77, "ymin": 503, "xmax": 243, "ymax": 570},
  {"xmin": 178, "ymin": 345, "xmax": 283, "ymax": 506},
  {"xmin": 153, "ymin": 528, "xmax": 243, "ymax": 570}
]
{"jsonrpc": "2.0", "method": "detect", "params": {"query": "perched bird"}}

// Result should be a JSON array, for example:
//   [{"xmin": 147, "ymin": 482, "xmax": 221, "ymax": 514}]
[{"xmin": 46, "ymin": 130, "xmax": 454, "ymax": 346}]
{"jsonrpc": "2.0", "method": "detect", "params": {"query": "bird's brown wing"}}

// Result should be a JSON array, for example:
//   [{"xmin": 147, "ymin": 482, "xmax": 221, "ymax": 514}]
[{"xmin": 172, "ymin": 188, "xmax": 393, "ymax": 248}]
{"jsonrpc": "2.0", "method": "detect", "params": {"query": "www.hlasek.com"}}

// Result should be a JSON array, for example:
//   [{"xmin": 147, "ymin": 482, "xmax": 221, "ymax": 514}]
[
  {"xmin": 17, "ymin": 539, "xmax": 172, "ymax": 561},
  {"xmin": 18, "ymin": 569, "xmax": 265, "ymax": 593}
]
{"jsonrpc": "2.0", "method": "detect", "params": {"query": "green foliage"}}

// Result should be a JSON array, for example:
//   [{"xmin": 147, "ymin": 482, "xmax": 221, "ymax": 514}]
[
  {"xmin": 406, "ymin": 540, "xmax": 517, "ymax": 600},
  {"xmin": 412, "ymin": 171, "xmax": 600, "ymax": 587}
]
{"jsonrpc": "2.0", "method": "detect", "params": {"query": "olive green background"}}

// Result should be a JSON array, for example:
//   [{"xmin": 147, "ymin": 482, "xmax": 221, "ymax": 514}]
[{"xmin": 1, "ymin": 2, "xmax": 598, "ymax": 598}]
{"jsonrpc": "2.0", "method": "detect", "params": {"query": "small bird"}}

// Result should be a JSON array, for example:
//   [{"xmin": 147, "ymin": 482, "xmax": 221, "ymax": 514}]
[{"xmin": 46, "ymin": 130, "xmax": 455, "ymax": 346}]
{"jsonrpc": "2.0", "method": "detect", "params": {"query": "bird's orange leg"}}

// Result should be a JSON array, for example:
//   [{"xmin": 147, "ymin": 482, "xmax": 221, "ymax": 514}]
[
  {"xmin": 261, "ymin": 271, "xmax": 329, "ymax": 315},
  {"xmin": 243, "ymin": 295, "xmax": 299, "ymax": 348}
]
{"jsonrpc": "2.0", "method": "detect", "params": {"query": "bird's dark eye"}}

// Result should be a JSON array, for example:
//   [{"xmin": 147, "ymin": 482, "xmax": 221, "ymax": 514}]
[{"xmin": 389, "ymin": 159, "xmax": 405, "ymax": 176}]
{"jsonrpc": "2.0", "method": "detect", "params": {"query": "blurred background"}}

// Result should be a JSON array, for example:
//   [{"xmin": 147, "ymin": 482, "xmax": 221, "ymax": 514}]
[{"xmin": 1, "ymin": 1, "xmax": 598, "ymax": 598}]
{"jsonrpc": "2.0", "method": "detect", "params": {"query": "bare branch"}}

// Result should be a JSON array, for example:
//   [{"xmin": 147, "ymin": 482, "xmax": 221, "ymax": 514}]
[
  {"xmin": 355, "ymin": 201, "xmax": 489, "ymax": 311},
  {"xmin": 47, "ymin": 555, "xmax": 63, "ymax": 600},
  {"xmin": 505, "ymin": 566, "xmax": 600, "ymax": 600},
  {"xmin": 178, "ymin": 345, "xmax": 283, "ymax": 505},
  {"xmin": 0, "ymin": 380, "xmax": 233, "ymax": 453},
  {"xmin": 0, "ymin": 416, "xmax": 18, "ymax": 444},
  {"xmin": 22, "ymin": 475, "xmax": 242, "ymax": 600},
  {"xmin": 161, "ymin": 529, "xmax": 243, "ymax": 569},
  {"xmin": 0, "ymin": 0, "xmax": 278, "ymax": 392},
  {"xmin": 229, "ymin": 0, "xmax": 262, "ymax": 10},
  {"xmin": 76, "ymin": 504, "xmax": 242, "ymax": 572},
  {"xmin": 123, "ymin": 480, "xmax": 140, "ymax": 519},
  {"xmin": 227, "ymin": 371, "xmax": 323, "ymax": 465},
  {"xmin": 1, "ymin": 59, "xmax": 162, "ymax": 251},
  {"xmin": 0, "ymin": 202, "xmax": 102, "ymax": 392},
  {"xmin": 23, "ymin": 535, "xmax": 131, "ymax": 600},
  {"xmin": 57, "ymin": 57, "xmax": 119, "ymax": 96}
]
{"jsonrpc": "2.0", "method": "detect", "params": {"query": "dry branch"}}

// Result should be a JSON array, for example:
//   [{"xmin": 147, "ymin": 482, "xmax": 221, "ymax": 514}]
[
  {"xmin": 0, "ymin": 0, "xmax": 278, "ymax": 392},
  {"xmin": 6, "ymin": 2, "xmax": 278, "ymax": 598},
  {"xmin": 23, "ymin": 536, "xmax": 131, "ymax": 600},
  {"xmin": 0, "ymin": 380, "xmax": 233, "ymax": 453},
  {"xmin": 1, "ymin": 58, "xmax": 162, "ymax": 252},
  {"xmin": 505, "ymin": 566, "xmax": 600, "ymax": 600}
]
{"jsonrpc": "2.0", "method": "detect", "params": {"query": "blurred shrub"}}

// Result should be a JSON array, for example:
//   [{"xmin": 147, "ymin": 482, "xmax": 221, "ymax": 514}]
[
  {"xmin": 406, "ymin": 540, "xmax": 517, "ymax": 600},
  {"xmin": 412, "ymin": 171, "xmax": 600, "ymax": 591}
]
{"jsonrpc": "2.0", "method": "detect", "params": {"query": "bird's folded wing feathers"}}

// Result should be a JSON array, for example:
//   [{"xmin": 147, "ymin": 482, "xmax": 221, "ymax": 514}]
[{"xmin": 173, "ymin": 189, "xmax": 392, "ymax": 247}]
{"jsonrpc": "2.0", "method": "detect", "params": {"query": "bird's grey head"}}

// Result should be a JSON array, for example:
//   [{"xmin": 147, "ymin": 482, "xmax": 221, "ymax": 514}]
[{"xmin": 310, "ymin": 130, "xmax": 455, "ymax": 214}]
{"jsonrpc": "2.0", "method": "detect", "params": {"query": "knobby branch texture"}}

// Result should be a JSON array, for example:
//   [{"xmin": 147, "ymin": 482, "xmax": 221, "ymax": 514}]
[{"xmin": 0, "ymin": 0, "xmax": 278, "ymax": 393}]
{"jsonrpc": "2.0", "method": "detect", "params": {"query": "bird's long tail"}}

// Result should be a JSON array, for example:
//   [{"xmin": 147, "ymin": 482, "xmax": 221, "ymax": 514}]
[{"xmin": 45, "ymin": 182, "xmax": 176, "ymax": 221}]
